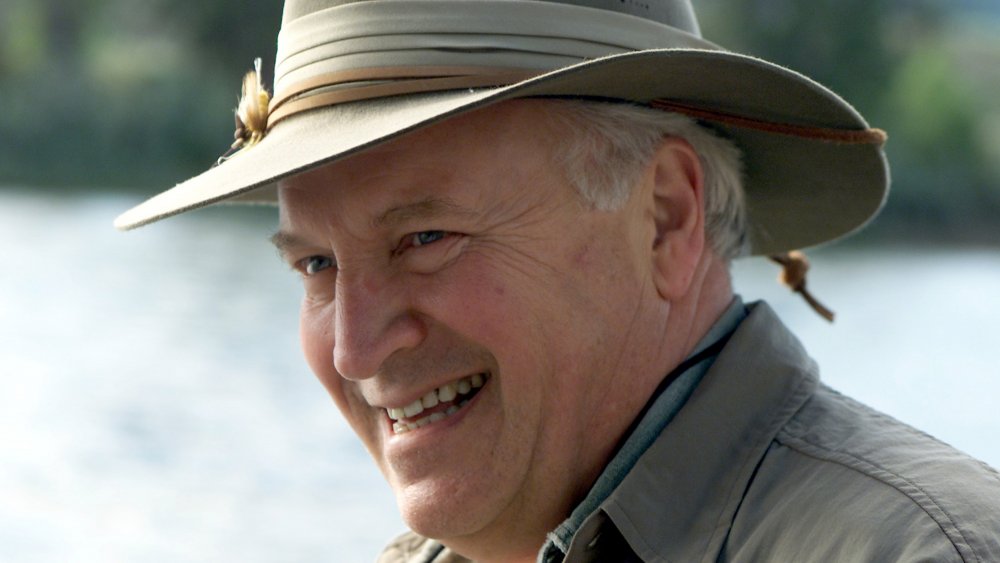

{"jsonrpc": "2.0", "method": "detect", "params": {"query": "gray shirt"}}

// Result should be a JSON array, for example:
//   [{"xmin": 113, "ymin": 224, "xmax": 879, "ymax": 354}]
[{"xmin": 378, "ymin": 302, "xmax": 1000, "ymax": 562}]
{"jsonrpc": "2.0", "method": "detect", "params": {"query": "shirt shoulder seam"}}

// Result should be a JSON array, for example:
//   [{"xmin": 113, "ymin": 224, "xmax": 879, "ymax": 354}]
[{"xmin": 775, "ymin": 430, "xmax": 979, "ymax": 563}]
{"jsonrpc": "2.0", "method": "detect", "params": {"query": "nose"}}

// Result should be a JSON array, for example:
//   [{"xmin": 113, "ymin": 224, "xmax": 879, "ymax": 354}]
[{"xmin": 332, "ymin": 270, "xmax": 425, "ymax": 380}]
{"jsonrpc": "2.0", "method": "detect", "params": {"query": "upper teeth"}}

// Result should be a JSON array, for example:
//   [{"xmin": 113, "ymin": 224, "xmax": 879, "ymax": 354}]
[{"xmin": 387, "ymin": 373, "xmax": 485, "ymax": 422}]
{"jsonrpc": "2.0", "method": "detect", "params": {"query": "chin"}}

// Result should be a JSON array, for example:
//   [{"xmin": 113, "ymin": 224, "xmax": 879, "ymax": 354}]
[{"xmin": 392, "ymin": 474, "xmax": 503, "ymax": 542}]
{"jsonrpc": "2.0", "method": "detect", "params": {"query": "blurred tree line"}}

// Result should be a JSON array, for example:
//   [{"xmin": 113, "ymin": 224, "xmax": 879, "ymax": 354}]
[
  {"xmin": 1, "ymin": 0, "xmax": 998, "ymax": 242},
  {"xmin": 0, "ymin": 0, "xmax": 282, "ymax": 189},
  {"xmin": 697, "ymin": 0, "xmax": 1000, "ymax": 242}
]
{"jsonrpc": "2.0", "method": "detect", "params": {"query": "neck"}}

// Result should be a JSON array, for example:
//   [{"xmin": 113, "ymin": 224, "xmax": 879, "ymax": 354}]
[{"xmin": 660, "ymin": 252, "xmax": 735, "ymax": 371}]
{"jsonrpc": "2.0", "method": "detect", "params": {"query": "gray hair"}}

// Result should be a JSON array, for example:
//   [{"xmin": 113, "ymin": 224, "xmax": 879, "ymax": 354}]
[{"xmin": 545, "ymin": 99, "xmax": 749, "ymax": 260}]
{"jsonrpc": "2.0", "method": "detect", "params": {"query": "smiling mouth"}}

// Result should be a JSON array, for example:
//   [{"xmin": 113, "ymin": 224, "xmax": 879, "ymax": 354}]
[{"xmin": 386, "ymin": 373, "xmax": 489, "ymax": 434}]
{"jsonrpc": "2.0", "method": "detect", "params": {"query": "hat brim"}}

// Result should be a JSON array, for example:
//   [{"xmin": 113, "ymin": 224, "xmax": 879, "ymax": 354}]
[{"xmin": 114, "ymin": 48, "xmax": 888, "ymax": 256}]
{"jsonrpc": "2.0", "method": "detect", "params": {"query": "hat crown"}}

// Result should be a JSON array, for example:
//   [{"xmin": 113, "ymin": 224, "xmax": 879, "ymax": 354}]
[
  {"xmin": 282, "ymin": 0, "xmax": 701, "ymax": 36},
  {"xmin": 555, "ymin": 0, "xmax": 700, "ymax": 36},
  {"xmin": 272, "ymin": 0, "xmax": 716, "ymax": 102}
]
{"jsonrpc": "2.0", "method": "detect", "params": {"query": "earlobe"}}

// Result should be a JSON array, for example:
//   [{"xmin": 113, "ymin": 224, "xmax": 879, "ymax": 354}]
[{"xmin": 649, "ymin": 138, "xmax": 706, "ymax": 301}]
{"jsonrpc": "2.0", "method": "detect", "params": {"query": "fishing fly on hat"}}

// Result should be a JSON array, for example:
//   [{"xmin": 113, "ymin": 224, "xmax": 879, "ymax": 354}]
[{"xmin": 114, "ymin": 0, "xmax": 890, "ymax": 320}]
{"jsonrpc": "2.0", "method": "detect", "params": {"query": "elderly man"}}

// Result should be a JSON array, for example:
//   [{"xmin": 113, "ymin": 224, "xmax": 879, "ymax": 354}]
[{"xmin": 116, "ymin": 0, "xmax": 1000, "ymax": 561}]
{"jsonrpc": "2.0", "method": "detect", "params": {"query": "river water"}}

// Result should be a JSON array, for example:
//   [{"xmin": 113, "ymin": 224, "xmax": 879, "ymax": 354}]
[{"xmin": 1, "ymin": 188, "xmax": 998, "ymax": 562}]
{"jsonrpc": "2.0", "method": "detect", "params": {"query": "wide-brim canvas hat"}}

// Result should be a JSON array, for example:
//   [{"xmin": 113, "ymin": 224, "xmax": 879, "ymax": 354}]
[{"xmin": 114, "ymin": 0, "xmax": 889, "ymax": 256}]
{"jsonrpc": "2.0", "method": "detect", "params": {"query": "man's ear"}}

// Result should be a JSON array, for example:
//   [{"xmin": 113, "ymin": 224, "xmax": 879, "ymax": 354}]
[{"xmin": 648, "ymin": 137, "xmax": 706, "ymax": 301}]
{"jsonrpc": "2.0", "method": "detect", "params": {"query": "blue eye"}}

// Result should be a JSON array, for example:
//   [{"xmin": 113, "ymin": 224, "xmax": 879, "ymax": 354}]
[
  {"xmin": 413, "ymin": 231, "xmax": 446, "ymax": 246},
  {"xmin": 302, "ymin": 256, "xmax": 334, "ymax": 276}
]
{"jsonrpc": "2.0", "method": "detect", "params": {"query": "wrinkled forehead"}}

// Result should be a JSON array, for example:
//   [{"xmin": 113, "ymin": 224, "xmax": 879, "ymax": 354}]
[{"xmin": 276, "ymin": 99, "xmax": 568, "ymax": 224}]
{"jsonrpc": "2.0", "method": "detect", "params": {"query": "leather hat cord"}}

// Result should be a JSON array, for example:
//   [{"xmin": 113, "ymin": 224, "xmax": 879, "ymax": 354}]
[{"xmin": 770, "ymin": 251, "xmax": 836, "ymax": 322}]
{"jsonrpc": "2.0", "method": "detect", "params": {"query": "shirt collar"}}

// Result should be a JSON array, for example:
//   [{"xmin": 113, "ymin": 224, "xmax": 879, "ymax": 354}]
[{"xmin": 596, "ymin": 301, "xmax": 818, "ymax": 562}]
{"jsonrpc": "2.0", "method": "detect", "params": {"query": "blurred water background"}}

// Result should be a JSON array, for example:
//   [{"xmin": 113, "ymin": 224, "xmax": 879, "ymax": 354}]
[{"xmin": 1, "ymin": 1, "xmax": 999, "ymax": 562}]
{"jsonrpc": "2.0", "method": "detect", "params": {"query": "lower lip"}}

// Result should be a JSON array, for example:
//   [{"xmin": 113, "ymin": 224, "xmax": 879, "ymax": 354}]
[{"xmin": 384, "ymin": 380, "xmax": 488, "ymax": 445}]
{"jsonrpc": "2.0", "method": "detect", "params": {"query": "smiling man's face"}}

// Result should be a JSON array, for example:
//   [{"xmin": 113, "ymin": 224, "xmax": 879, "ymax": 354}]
[{"xmin": 275, "ymin": 100, "xmax": 670, "ymax": 555}]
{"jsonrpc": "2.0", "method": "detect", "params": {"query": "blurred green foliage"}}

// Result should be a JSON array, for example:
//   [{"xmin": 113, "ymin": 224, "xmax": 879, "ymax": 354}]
[
  {"xmin": 0, "ymin": 0, "xmax": 281, "ymax": 189},
  {"xmin": 1, "ymin": 0, "xmax": 998, "ymax": 241},
  {"xmin": 696, "ymin": 0, "xmax": 1000, "ymax": 241}
]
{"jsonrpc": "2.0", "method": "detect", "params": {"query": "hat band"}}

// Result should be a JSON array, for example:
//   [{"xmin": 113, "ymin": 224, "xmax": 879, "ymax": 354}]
[
  {"xmin": 263, "ymin": 67, "xmax": 887, "ymax": 147},
  {"xmin": 651, "ymin": 100, "xmax": 888, "ymax": 145},
  {"xmin": 268, "ymin": 65, "xmax": 542, "ymax": 128}
]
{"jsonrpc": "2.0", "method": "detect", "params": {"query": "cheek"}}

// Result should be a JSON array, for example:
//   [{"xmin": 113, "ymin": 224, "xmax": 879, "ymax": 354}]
[
  {"xmin": 434, "ymin": 271, "xmax": 520, "ymax": 348},
  {"xmin": 298, "ymin": 300, "xmax": 343, "ymax": 400},
  {"xmin": 433, "ymin": 258, "xmax": 565, "ymax": 387}
]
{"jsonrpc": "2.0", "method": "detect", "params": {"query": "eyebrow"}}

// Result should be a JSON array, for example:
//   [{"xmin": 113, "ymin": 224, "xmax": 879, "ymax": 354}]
[
  {"xmin": 269, "ymin": 230, "xmax": 311, "ymax": 262},
  {"xmin": 372, "ymin": 196, "xmax": 476, "ymax": 228},
  {"xmin": 269, "ymin": 196, "xmax": 476, "ymax": 260}
]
